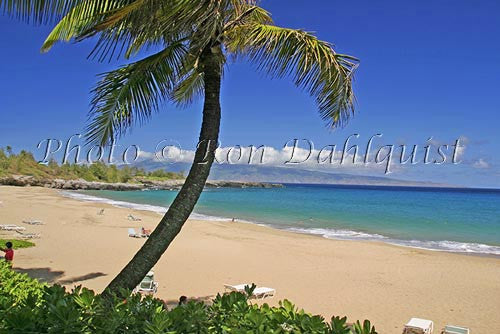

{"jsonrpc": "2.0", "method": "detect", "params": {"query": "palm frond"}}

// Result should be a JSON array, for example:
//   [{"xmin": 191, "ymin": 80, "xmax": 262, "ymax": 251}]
[
  {"xmin": 223, "ymin": 4, "xmax": 271, "ymax": 32},
  {"xmin": 171, "ymin": 69, "xmax": 204, "ymax": 107},
  {"xmin": 80, "ymin": 0, "xmax": 225, "ymax": 62},
  {"xmin": 86, "ymin": 40, "xmax": 188, "ymax": 145},
  {"xmin": 41, "ymin": 0, "xmax": 132, "ymax": 52},
  {"xmin": 0, "ymin": 0, "xmax": 83, "ymax": 24},
  {"xmin": 225, "ymin": 23, "xmax": 358, "ymax": 128}
]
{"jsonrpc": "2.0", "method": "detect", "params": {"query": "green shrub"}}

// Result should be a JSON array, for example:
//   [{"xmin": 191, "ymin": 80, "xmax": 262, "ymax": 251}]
[
  {"xmin": 0, "ymin": 262, "xmax": 46, "ymax": 309},
  {"xmin": 0, "ymin": 239, "xmax": 35, "ymax": 249},
  {"xmin": 0, "ymin": 147, "xmax": 184, "ymax": 183},
  {"xmin": 0, "ymin": 263, "xmax": 377, "ymax": 333}
]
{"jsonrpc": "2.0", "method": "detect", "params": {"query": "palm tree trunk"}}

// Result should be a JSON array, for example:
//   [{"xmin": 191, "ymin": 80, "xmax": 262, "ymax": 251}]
[{"xmin": 103, "ymin": 46, "xmax": 222, "ymax": 297}]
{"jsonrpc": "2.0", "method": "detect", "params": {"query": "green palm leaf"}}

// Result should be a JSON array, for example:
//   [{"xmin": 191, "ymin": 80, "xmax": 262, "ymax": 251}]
[
  {"xmin": 86, "ymin": 40, "xmax": 187, "ymax": 145},
  {"xmin": 222, "ymin": 3, "xmax": 272, "ymax": 32},
  {"xmin": 0, "ymin": 0, "xmax": 82, "ymax": 24},
  {"xmin": 225, "ymin": 24, "xmax": 358, "ymax": 128},
  {"xmin": 4, "ymin": 0, "xmax": 359, "ymax": 134},
  {"xmin": 172, "ymin": 69, "xmax": 205, "ymax": 107},
  {"xmin": 41, "ymin": 0, "xmax": 131, "ymax": 52},
  {"xmin": 36, "ymin": 0, "xmax": 229, "ymax": 61},
  {"xmin": 82, "ymin": 0, "xmax": 225, "ymax": 61}
]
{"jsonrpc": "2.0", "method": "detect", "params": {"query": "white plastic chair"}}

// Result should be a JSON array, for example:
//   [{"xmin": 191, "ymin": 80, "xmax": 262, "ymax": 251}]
[
  {"xmin": 224, "ymin": 283, "xmax": 249, "ymax": 292},
  {"xmin": 403, "ymin": 318, "xmax": 434, "ymax": 334},
  {"xmin": 128, "ymin": 228, "xmax": 141, "ymax": 238},
  {"xmin": 0, "ymin": 224, "xmax": 26, "ymax": 231},
  {"xmin": 134, "ymin": 271, "xmax": 158, "ymax": 294},
  {"xmin": 22, "ymin": 220, "xmax": 44, "ymax": 225},
  {"xmin": 253, "ymin": 287, "xmax": 275, "ymax": 299},
  {"xmin": 443, "ymin": 325, "xmax": 469, "ymax": 334},
  {"xmin": 223, "ymin": 284, "xmax": 275, "ymax": 299},
  {"xmin": 15, "ymin": 230, "xmax": 41, "ymax": 239},
  {"xmin": 128, "ymin": 214, "xmax": 142, "ymax": 222}
]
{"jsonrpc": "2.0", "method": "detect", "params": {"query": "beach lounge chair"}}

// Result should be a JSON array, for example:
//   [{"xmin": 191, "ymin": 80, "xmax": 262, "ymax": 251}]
[
  {"xmin": 442, "ymin": 325, "xmax": 469, "ymax": 334},
  {"xmin": 22, "ymin": 220, "xmax": 44, "ymax": 225},
  {"xmin": 403, "ymin": 318, "xmax": 434, "ymax": 334},
  {"xmin": 133, "ymin": 271, "xmax": 158, "ymax": 294},
  {"xmin": 0, "ymin": 224, "xmax": 26, "ymax": 231},
  {"xmin": 252, "ymin": 287, "xmax": 276, "ymax": 299},
  {"xmin": 15, "ymin": 230, "xmax": 41, "ymax": 239},
  {"xmin": 128, "ymin": 214, "xmax": 142, "ymax": 222},
  {"xmin": 18, "ymin": 234, "xmax": 41, "ymax": 239},
  {"xmin": 224, "ymin": 284, "xmax": 248, "ymax": 293},
  {"xmin": 224, "ymin": 284, "xmax": 275, "ymax": 299},
  {"xmin": 128, "ymin": 228, "xmax": 142, "ymax": 238},
  {"xmin": 97, "ymin": 209, "xmax": 105, "ymax": 216}
]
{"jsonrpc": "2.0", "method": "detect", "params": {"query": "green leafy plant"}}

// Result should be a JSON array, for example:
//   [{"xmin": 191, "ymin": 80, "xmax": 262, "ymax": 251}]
[
  {"xmin": 329, "ymin": 316, "xmax": 352, "ymax": 334},
  {"xmin": 0, "ymin": 264, "xmax": 377, "ymax": 333},
  {"xmin": 0, "ymin": 239, "xmax": 35, "ymax": 249},
  {"xmin": 351, "ymin": 319, "xmax": 378, "ymax": 334}
]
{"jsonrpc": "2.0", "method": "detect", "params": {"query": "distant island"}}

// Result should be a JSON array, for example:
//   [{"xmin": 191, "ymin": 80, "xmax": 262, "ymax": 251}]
[
  {"xmin": 0, "ymin": 148, "xmax": 282, "ymax": 190},
  {"xmin": 134, "ymin": 159, "xmax": 451, "ymax": 188}
]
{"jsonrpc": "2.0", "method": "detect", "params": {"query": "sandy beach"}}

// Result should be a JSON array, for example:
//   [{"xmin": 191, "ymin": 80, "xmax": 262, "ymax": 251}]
[{"xmin": 1, "ymin": 186, "xmax": 499, "ymax": 333}]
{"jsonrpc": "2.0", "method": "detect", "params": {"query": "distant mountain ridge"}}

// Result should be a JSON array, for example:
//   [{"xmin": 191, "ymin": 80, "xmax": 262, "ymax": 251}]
[{"xmin": 133, "ymin": 160, "xmax": 446, "ymax": 187}]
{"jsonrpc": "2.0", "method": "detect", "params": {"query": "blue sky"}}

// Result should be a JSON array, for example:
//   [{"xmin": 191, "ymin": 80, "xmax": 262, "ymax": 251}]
[{"xmin": 0, "ymin": 0, "xmax": 499, "ymax": 187}]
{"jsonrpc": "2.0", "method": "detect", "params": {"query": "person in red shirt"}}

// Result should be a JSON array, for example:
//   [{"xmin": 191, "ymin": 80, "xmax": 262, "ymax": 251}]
[{"xmin": 1, "ymin": 241, "xmax": 14, "ymax": 264}]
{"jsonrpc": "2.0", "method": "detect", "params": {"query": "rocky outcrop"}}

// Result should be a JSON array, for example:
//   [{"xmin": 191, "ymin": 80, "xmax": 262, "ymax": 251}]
[
  {"xmin": 0, "ymin": 175, "xmax": 283, "ymax": 191},
  {"xmin": 138, "ymin": 179, "xmax": 282, "ymax": 190}
]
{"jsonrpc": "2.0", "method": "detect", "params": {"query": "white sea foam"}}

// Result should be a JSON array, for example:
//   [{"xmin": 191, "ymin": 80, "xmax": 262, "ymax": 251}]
[
  {"xmin": 388, "ymin": 239, "xmax": 500, "ymax": 255},
  {"xmin": 62, "ymin": 191, "xmax": 168, "ymax": 214},
  {"xmin": 61, "ymin": 191, "xmax": 227, "ymax": 222},
  {"xmin": 62, "ymin": 191, "xmax": 500, "ymax": 256},
  {"xmin": 287, "ymin": 227, "xmax": 500, "ymax": 255},
  {"xmin": 287, "ymin": 227, "xmax": 387, "ymax": 241}
]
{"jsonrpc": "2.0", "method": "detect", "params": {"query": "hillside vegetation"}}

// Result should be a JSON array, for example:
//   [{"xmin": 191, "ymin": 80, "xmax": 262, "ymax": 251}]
[{"xmin": 0, "ymin": 148, "xmax": 183, "ymax": 183}]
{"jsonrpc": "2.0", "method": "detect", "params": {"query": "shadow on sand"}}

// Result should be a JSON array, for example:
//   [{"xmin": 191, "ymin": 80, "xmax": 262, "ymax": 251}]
[
  {"xmin": 14, "ymin": 267, "xmax": 106, "ymax": 285},
  {"xmin": 59, "ymin": 272, "xmax": 107, "ymax": 285},
  {"xmin": 163, "ymin": 295, "xmax": 216, "ymax": 308}
]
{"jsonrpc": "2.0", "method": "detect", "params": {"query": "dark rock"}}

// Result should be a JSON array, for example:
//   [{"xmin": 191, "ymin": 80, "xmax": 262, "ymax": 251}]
[{"xmin": 0, "ymin": 175, "xmax": 283, "ymax": 191}]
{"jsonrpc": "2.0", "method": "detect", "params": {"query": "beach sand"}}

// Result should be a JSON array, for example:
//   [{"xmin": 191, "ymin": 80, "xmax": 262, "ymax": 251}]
[{"xmin": 0, "ymin": 186, "xmax": 499, "ymax": 333}]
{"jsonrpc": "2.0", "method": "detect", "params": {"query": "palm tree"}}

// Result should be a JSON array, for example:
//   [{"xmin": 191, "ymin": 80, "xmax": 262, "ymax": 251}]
[{"xmin": 1, "ymin": 0, "xmax": 358, "ymax": 296}]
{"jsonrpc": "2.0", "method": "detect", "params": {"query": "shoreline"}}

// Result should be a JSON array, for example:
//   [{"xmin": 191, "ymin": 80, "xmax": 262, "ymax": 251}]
[
  {"xmin": 1, "ymin": 186, "xmax": 499, "ymax": 333},
  {"xmin": 0, "ymin": 175, "xmax": 283, "ymax": 191},
  {"xmin": 63, "ymin": 189, "xmax": 500, "ymax": 257}
]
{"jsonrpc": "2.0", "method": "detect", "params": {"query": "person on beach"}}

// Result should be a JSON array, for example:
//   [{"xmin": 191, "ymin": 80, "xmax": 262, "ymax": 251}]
[
  {"xmin": 178, "ymin": 295, "xmax": 188, "ymax": 306},
  {"xmin": 141, "ymin": 227, "xmax": 151, "ymax": 237},
  {"xmin": 0, "ymin": 241, "xmax": 14, "ymax": 264}
]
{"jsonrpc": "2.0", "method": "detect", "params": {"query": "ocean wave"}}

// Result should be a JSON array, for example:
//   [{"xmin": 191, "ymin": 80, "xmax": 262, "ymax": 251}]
[
  {"xmin": 287, "ymin": 227, "xmax": 388, "ymax": 241},
  {"xmin": 62, "ymin": 191, "xmax": 500, "ymax": 256},
  {"xmin": 388, "ymin": 239, "xmax": 500, "ymax": 256},
  {"xmin": 61, "ymin": 191, "xmax": 228, "ymax": 222},
  {"xmin": 62, "ymin": 191, "xmax": 168, "ymax": 214},
  {"xmin": 287, "ymin": 227, "xmax": 500, "ymax": 255}
]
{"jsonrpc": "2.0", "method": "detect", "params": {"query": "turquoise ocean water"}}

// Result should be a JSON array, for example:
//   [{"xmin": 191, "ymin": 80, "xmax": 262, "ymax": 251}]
[{"xmin": 66, "ymin": 184, "xmax": 500, "ymax": 255}]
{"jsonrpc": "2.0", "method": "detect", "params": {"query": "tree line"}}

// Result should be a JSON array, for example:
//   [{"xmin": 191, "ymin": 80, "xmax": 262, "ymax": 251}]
[{"xmin": 0, "ymin": 147, "xmax": 183, "ymax": 183}]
